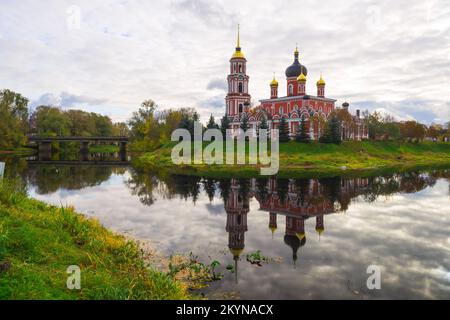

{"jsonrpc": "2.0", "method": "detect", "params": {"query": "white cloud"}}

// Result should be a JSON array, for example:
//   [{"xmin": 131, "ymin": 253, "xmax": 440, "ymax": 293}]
[{"xmin": 0, "ymin": 0, "xmax": 449, "ymax": 124}]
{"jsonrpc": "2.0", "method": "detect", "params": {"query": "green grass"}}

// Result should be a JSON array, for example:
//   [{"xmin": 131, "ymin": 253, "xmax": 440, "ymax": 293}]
[
  {"xmin": 134, "ymin": 141, "xmax": 450, "ymax": 178},
  {"xmin": 0, "ymin": 179, "xmax": 192, "ymax": 300}
]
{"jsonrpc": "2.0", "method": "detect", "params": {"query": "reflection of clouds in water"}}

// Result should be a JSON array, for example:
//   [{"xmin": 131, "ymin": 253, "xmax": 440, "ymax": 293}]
[
  {"xmin": 28, "ymin": 170, "xmax": 450, "ymax": 299},
  {"xmin": 205, "ymin": 202, "xmax": 226, "ymax": 216}
]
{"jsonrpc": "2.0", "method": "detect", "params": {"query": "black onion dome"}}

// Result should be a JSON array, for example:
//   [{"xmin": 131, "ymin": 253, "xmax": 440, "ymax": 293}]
[
  {"xmin": 285, "ymin": 51, "xmax": 308, "ymax": 78},
  {"xmin": 284, "ymin": 235, "xmax": 306, "ymax": 261}
]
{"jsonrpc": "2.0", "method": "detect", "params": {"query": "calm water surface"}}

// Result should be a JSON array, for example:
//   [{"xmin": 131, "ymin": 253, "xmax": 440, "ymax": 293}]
[{"xmin": 2, "ymin": 155, "xmax": 450, "ymax": 299}]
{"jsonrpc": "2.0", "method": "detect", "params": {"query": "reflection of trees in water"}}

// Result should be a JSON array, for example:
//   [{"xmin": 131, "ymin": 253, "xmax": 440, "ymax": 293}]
[
  {"xmin": 203, "ymin": 178, "xmax": 217, "ymax": 202},
  {"xmin": 360, "ymin": 172, "xmax": 447, "ymax": 203},
  {"xmin": 276, "ymin": 179, "xmax": 289, "ymax": 203},
  {"xmin": 125, "ymin": 169, "xmax": 161, "ymax": 206},
  {"xmin": 26, "ymin": 165, "xmax": 113, "ymax": 194},
  {"xmin": 319, "ymin": 177, "xmax": 346, "ymax": 211},
  {"xmin": 295, "ymin": 179, "xmax": 310, "ymax": 207},
  {"xmin": 255, "ymin": 178, "xmax": 270, "ymax": 203},
  {"xmin": 165, "ymin": 175, "xmax": 202, "ymax": 204},
  {"xmin": 123, "ymin": 170, "xmax": 450, "ymax": 210},
  {"xmin": 0, "ymin": 156, "xmax": 28, "ymax": 180},
  {"xmin": 126, "ymin": 171, "xmax": 203, "ymax": 206}
]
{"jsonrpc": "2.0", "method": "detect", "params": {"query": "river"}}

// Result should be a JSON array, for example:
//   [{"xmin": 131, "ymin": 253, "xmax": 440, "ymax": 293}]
[{"xmin": 1, "ymin": 153, "xmax": 449, "ymax": 299}]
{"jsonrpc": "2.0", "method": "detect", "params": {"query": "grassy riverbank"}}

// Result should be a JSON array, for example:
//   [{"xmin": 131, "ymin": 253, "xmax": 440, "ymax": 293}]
[
  {"xmin": 0, "ymin": 179, "xmax": 191, "ymax": 300},
  {"xmin": 134, "ymin": 141, "xmax": 450, "ymax": 178}
]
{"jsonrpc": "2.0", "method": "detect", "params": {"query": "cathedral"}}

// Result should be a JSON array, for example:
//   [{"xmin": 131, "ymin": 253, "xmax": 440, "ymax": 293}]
[{"xmin": 225, "ymin": 27, "xmax": 368, "ymax": 140}]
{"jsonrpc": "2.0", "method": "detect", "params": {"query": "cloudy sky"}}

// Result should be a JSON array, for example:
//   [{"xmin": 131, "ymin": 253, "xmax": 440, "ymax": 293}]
[{"xmin": 1, "ymin": 0, "xmax": 449, "ymax": 124}]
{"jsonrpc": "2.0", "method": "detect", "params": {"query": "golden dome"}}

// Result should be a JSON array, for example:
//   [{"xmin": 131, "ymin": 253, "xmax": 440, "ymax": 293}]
[
  {"xmin": 297, "ymin": 71, "xmax": 307, "ymax": 82},
  {"xmin": 229, "ymin": 248, "xmax": 244, "ymax": 257},
  {"xmin": 316, "ymin": 227, "xmax": 324, "ymax": 235},
  {"xmin": 232, "ymin": 50, "xmax": 245, "ymax": 59},
  {"xmin": 270, "ymin": 75, "xmax": 279, "ymax": 86},
  {"xmin": 269, "ymin": 226, "xmax": 277, "ymax": 233},
  {"xmin": 296, "ymin": 232, "xmax": 306, "ymax": 241},
  {"xmin": 317, "ymin": 73, "xmax": 326, "ymax": 86},
  {"xmin": 231, "ymin": 24, "xmax": 246, "ymax": 59}
]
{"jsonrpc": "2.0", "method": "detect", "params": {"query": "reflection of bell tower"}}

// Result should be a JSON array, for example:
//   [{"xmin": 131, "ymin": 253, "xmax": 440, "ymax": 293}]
[
  {"xmin": 225, "ymin": 179, "xmax": 249, "ymax": 283},
  {"xmin": 316, "ymin": 214, "xmax": 325, "ymax": 240},
  {"xmin": 284, "ymin": 216, "xmax": 306, "ymax": 267},
  {"xmin": 269, "ymin": 212, "xmax": 277, "ymax": 239}
]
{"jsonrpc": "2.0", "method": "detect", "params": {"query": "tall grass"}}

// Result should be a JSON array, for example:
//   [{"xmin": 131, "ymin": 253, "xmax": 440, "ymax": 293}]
[{"xmin": 0, "ymin": 178, "xmax": 192, "ymax": 300}]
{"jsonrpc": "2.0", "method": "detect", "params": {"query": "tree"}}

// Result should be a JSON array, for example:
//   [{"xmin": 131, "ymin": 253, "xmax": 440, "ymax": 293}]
[
  {"xmin": 32, "ymin": 106, "xmax": 71, "ymax": 137},
  {"xmin": 65, "ymin": 110, "xmax": 95, "ymax": 136},
  {"xmin": 128, "ymin": 99, "xmax": 157, "ymax": 141},
  {"xmin": 399, "ymin": 121, "xmax": 426, "ymax": 142},
  {"xmin": 206, "ymin": 114, "xmax": 219, "ymax": 129},
  {"xmin": 367, "ymin": 111, "xmax": 383, "ymax": 140},
  {"xmin": 383, "ymin": 122, "xmax": 401, "ymax": 140},
  {"xmin": 240, "ymin": 113, "xmax": 249, "ymax": 132},
  {"xmin": 258, "ymin": 117, "xmax": 269, "ymax": 139},
  {"xmin": 279, "ymin": 117, "xmax": 290, "ymax": 142},
  {"xmin": 220, "ymin": 116, "xmax": 230, "ymax": 139},
  {"xmin": 177, "ymin": 109, "xmax": 201, "ymax": 139},
  {"xmin": 427, "ymin": 124, "xmax": 441, "ymax": 141},
  {"xmin": 320, "ymin": 116, "xmax": 341, "ymax": 144},
  {"xmin": 295, "ymin": 115, "xmax": 310, "ymax": 143},
  {"xmin": 0, "ymin": 89, "xmax": 29, "ymax": 149},
  {"xmin": 92, "ymin": 114, "xmax": 113, "ymax": 137},
  {"xmin": 329, "ymin": 116, "xmax": 342, "ymax": 144},
  {"xmin": 113, "ymin": 122, "xmax": 130, "ymax": 136}
]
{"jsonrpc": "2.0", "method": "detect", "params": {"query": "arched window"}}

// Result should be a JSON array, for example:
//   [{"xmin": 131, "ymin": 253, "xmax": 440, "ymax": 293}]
[
  {"xmin": 279, "ymin": 107, "xmax": 283, "ymax": 115},
  {"xmin": 288, "ymin": 84, "xmax": 293, "ymax": 95},
  {"xmin": 239, "ymin": 104, "xmax": 243, "ymax": 113},
  {"xmin": 239, "ymin": 64, "xmax": 242, "ymax": 73},
  {"xmin": 238, "ymin": 83, "xmax": 243, "ymax": 93}
]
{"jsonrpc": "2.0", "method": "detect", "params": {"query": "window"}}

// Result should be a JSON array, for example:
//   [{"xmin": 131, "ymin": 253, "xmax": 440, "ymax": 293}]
[
  {"xmin": 238, "ymin": 83, "xmax": 243, "ymax": 93},
  {"xmin": 239, "ymin": 104, "xmax": 243, "ymax": 113},
  {"xmin": 279, "ymin": 107, "xmax": 283, "ymax": 114},
  {"xmin": 239, "ymin": 64, "xmax": 242, "ymax": 73},
  {"xmin": 288, "ymin": 84, "xmax": 293, "ymax": 95}
]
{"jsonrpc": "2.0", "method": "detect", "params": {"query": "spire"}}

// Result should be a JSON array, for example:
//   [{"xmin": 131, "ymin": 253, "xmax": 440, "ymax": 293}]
[
  {"xmin": 237, "ymin": 24, "xmax": 240, "ymax": 49},
  {"xmin": 270, "ymin": 226, "xmax": 277, "ymax": 239},
  {"xmin": 270, "ymin": 73, "xmax": 279, "ymax": 86},
  {"xmin": 234, "ymin": 256, "xmax": 238, "ymax": 284},
  {"xmin": 294, "ymin": 44, "xmax": 299, "ymax": 59},
  {"xmin": 317, "ymin": 72, "xmax": 326, "ymax": 86},
  {"xmin": 231, "ymin": 24, "xmax": 245, "ymax": 59}
]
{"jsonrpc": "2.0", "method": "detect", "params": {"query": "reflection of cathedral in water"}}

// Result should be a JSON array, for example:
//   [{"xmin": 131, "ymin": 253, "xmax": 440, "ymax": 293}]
[{"xmin": 224, "ymin": 177, "xmax": 370, "ymax": 276}]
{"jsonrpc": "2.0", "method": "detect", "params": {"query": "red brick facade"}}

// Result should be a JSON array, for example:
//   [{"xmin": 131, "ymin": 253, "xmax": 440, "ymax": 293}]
[{"xmin": 226, "ymin": 30, "xmax": 368, "ymax": 141}]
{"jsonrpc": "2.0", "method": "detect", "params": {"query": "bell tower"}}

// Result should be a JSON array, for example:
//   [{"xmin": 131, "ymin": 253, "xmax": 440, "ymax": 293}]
[{"xmin": 226, "ymin": 25, "xmax": 251, "ymax": 118}]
